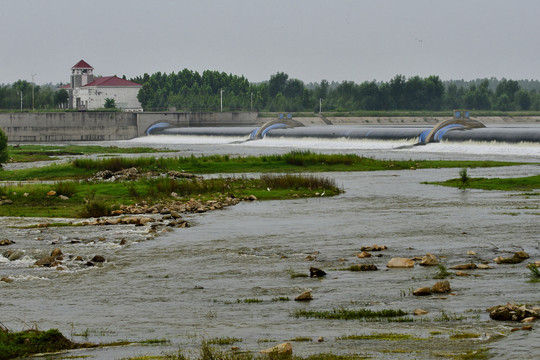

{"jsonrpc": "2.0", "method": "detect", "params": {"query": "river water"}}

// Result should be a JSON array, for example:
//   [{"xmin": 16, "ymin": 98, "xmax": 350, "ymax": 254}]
[{"xmin": 1, "ymin": 134, "xmax": 539, "ymax": 359}]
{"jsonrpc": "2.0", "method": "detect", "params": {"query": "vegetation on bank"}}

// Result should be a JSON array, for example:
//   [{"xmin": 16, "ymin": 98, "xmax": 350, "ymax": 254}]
[
  {"xmin": 6, "ymin": 144, "xmax": 174, "ymax": 163},
  {"xmin": 427, "ymin": 174, "xmax": 540, "ymax": 192},
  {"xmin": 0, "ymin": 174, "xmax": 341, "ymax": 218},
  {"xmin": 0, "ymin": 150, "xmax": 525, "ymax": 181},
  {"xmin": 0, "ymin": 328, "xmax": 97, "ymax": 360}
]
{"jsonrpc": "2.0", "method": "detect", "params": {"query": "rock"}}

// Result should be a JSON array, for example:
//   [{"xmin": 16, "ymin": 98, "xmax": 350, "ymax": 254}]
[
  {"xmin": 477, "ymin": 264, "xmax": 493, "ymax": 269},
  {"xmin": 8, "ymin": 250, "xmax": 24, "ymax": 261},
  {"xmin": 295, "ymin": 290, "xmax": 313, "ymax": 301},
  {"xmin": 494, "ymin": 252, "xmax": 529, "ymax": 264},
  {"xmin": 317, "ymin": 336, "xmax": 324, "ymax": 342},
  {"xmin": 0, "ymin": 239, "xmax": 15, "ymax": 246},
  {"xmin": 521, "ymin": 325, "xmax": 533, "ymax": 331},
  {"xmin": 260, "ymin": 342, "xmax": 292, "ymax": 355},
  {"xmin": 349, "ymin": 264, "xmax": 378, "ymax": 271},
  {"xmin": 489, "ymin": 303, "xmax": 539, "ymax": 321},
  {"xmin": 59, "ymin": 195, "xmax": 69, "ymax": 200},
  {"xmin": 0, "ymin": 199, "xmax": 13, "ymax": 205},
  {"xmin": 304, "ymin": 255, "xmax": 316, "ymax": 261},
  {"xmin": 50, "ymin": 248, "xmax": 63, "ymax": 257},
  {"xmin": 450, "ymin": 263, "xmax": 477, "ymax": 270},
  {"xmin": 521, "ymin": 317, "xmax": 536, "ymax": 323},
  {"xmin": 419, "ymin": 253, "xmax": 439, "ymax": 266},
  {"xmin": 1, "ymin": 277, "xmax": 14, "ymax": 283},
  {"xmin": 309, "ymin": 267, "xmax": 326, "ymax": 278},
  {"xmin": 34, "ymin": 255, "xmax": 61, "ymax": 267},
  {"xmin": 387, "ymin": 257, "xmax": 414, "ymax": 268},
  {"xmin": 514, "ymin": 251, "xmax": 530, "ymax": 260},
  {"xmin": 361, "ymin": 244, "xmax": 387, "ymax": 251},
  {"xmin": 414, "ymin": 309, "xmax": 429, "ymax": 315},
  {"xmin": 431, "ymin": 280, "xmax": 451, "ymax": 293},
  {"xmin": 535, "ymin": 260, "xmax": 540, "ymax": 267},
  {"xmin": 413, "ymin": 287, "xmax": 432, "ymax": 296},
  {"xmin": 355, "ymin": 251, "xmax": 371, "ymax": 258},
  {"xmin": 246, "ymin": 195, "xmax": 257, "ymax": 201},
  {"xmin": 91, "ymin": 255, "xmax": 106, "ymax": 263},
  {"xmin": 46, "ymin": 190, "xmax": 56, "ymax": 196},
  {"xmin": 23, "ymin": 192, "xmax": 29, "ymax": 197},
  {"xmin": 467, "ymin": 250, "xmax": 477, "ymax": 256},
  {"xmin": 455, "ymin": 271, "xmax": 470, "ymax": 276}
]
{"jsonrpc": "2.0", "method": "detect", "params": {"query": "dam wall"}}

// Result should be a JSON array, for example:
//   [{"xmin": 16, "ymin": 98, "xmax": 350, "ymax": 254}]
[{"xmin": 0, "ymin": 111, "xmax": 260, "ymax": 142}]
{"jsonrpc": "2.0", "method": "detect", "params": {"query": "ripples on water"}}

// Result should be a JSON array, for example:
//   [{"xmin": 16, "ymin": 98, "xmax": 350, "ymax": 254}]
[{"xmin": 0, "ymin": 136, "xmax": 539, "ymax": 359}]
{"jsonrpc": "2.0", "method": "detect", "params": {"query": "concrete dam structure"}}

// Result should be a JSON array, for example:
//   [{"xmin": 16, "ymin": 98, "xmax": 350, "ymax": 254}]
[{"xmin": 0, "ymin": 112, "xmax": 260, "ymax": 142}]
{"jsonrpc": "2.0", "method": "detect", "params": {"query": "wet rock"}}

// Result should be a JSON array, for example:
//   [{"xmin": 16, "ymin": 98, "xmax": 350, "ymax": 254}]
[
  {"xmin": 477, "ymin": 264, "xmax": 493, "ymax": 269},
  {"xmin": 413, "ymin": 287, "xmax": 432, "ymax": 296},
  {"xmin": 419, "ymin": 253, "xmax": 439, "ymax": 266},
  {"xmin": 488, "ymin": 303, "xmax": 539, "ymax": 321},
  {"xmin": 431, "ymin": 280, "xmax": 451, "ymax": 294},
  {"xmin": 46, "ymin": 190, "xmax": 56, "ymax": 196},
  {"xmin": 91, "ymin": 255, "xmax": 106, "ymax": 263},
  {"xmin": 317, "ymin": 336, "xmax": 324, "ymax": 342},
  {"xmin": 304, "ymin": 255, "xmax": 316, "ymax": 261},
  {"xmin": 260, "ymin": 342, "xmax": 292, "ymax": 355},
  {"xmin": 34, "ymin": 255, "xmax": 61, "ymax": 267},
  {"xmin": 295, "ymin": 290, "xmax": 313, "ymax": 301},
  {"xmin": 361, "ymin": 244, "xmax": 387, "ymax": 251},
  {"xmin": 8, "ymin": 250, "xmax": 24, "ymax": 261},
  {"xmin": 246, "ymin": 195, "xmax": 257, "ymax": 201},
  {"xmin": 0, "ymin": 239, "xmax": 15, "ymax": 246},
  {"xmin": 85, "ymin": 261, "xmax": 95, "ymax": 267},
  {"xmin": 349, "ymin": 264, "xmax": 378, "ymax": 271},
  {"xmin": 521, "ymin": 317, "xmax": 537, "ymax": 323},
  {"xmin": 455, "ymin": 271, "xmax": 470, "ymax": 276},
  {"xmin": 494, "ymin": 251, "xmax": 530, "ymax": 264},
  {"xmin": 450, "ymin": 263, "xmax": 477, "ymax": 270},
  {"xmin": 1, "ymin": 277, "xmax": 14, "ymax": 283},
  {"xmin": 414, "ymin": 309, "xmax": 429, "ymax": 315},
  {"xmin": 50, "ymin": 248, "xmax": 63, "ymax": 257},
  {"xmin": 467, "ymin": 250, "xmax": 477, "ymax": 256},
  {"xmin": 535, "ymin": 260, "xmax": 540, "ymax": 267},
  {"xmin": 387, "ymin": 257, "xmax": 415, "ymax": 268},
  {"xmin": 74, "ymin": 256, "xmax": 84, "ymax": 261},
  {"xmin": 355, "ymin": 251, "xmax": 371, "ymax": 258},
  {"xmin": 309, "ymin": 267, "xmax": 326, "ymax": 278}
]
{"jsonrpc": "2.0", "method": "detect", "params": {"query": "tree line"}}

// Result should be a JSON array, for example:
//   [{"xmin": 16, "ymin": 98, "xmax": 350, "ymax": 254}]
[{"xmin": 2, "ymin": 71, "xmax": 540, "ymax": 112}]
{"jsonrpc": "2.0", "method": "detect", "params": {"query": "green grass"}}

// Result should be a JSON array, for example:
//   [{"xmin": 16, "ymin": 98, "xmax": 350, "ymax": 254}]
[
  {"xmin": 427, "ymin": 174, "xmax": 540, "ymax": 191},
  {"xmin": 293, "ymin": 307, "xmax": 408, "ymax": 320},
  {"xmin": 0, "ymin": 151, "xmax": 525, "ymax": 181},
  {"xmin": 206, "ymin": 337, "xmax": 243, "ymax": 345},
  {"xmin": 7, "ymin": 144, "xmax": 173, "ymax": 163},
  {"xmin": 338, "ymin": 333, "xmax": 425, "ymax": 341},
  {"xmin": 0, "ymin": 328, "xmax": 95, "ymax": 360},
  {"xmin": 0, "ymin": 174, "xmax": 341, "ymax": 218},
  {"xmin": 237, "ymin": 298, "xmax": 264, "ymax": 304}
]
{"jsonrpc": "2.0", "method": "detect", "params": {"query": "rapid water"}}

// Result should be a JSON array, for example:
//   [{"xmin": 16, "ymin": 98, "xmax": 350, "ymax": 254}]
[{"xmin": 0, "ymin": 133, "xmax": 539, "ymax": 359}]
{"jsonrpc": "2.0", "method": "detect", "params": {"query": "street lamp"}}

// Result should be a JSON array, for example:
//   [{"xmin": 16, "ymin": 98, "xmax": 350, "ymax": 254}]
[
  {"xmin": 17, "ymin": 91, "xmax": 22, "ymax": 112},
  {"xmin": 31, "ymin": 74, "xmax": 37, "ymax": 110}
]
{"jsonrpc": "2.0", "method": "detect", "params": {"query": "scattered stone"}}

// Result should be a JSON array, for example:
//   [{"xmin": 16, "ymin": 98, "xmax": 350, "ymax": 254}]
[
  {"xmin": 50, "ymin": 248, "xmax": 63, "ymax": 257},
  {"xmin": 535, "ymin": 260, "xmax": 540, "ymax": 267},
  {"xmin": 413, "ymin": 287, "xmax": 432, "ymax": 296},
  {"xmin": 0, "ymin": 239, "xmax": 15, "ymax": 246},
  {"xmin": 8, "ymin": 250, "xmax": 24, "ymax": 261},
  {"xmin": 361, "ymin": 244, "xmax": 387, "ymax": 251},
  {"xmin": 34, "ymin": 255, "xmax": 61, "ymax": 267},
  {"xmin": 349, "ymin": 264, "xmax": 378, "ymax": 271},
  {"xmin": 431, "ymin": 280, "xmax": 451, "ymax": 294},
  {"xmin": 387, "ymin": 257, "xmax": 414, "ymax": 268},
  {"xmin": 494, "ymin": 251, "xmax": 530, "ymax": 264},
  {"xmin": 1, "ymin": 277, "xmax": 14, "ymax": 283},
  {"xmin": 414, "ymin": 309, "xmax": 429, "ymax": 315},
  {"xmin": 338, "ymin": 258, "xmax": 346, "ymax": 262},
  {"xmin": 467, "ymin": 250, "xmax": 477, "ymax": 256},
  {"xmin": 521, "ymin": 325, "xmax": 533, "ymax": 331},
  {"xmin": 477, "ymin": 264, "xmax": 493, "ymax": 269},
  {"xmin": 85, "ymin": 261, "xmax": 95, "ymax": 267},
  {"xmin": 450, "ymin": 263, "xmax": 477, "ymax": 270},
  {"xmin": 91, "ymin": 255, "xmax": 106, "ymax": 263},
  {"xmin": 317, "ymin": 336, "xmax": 324, "ymax": 342},
  {"xmin": 260, "ymin": 342, "xmax": 292, "ymax": 355},
  {"xmin": 355, "ymin": 251, "xmax": 371, "ymax": 258},
  {"xmin": 456, "ymin": 271, "xmax": 470, "ymax": 276},
  {"xmin": 295, "ymin": 290, "xmax": 313, "ymax": 301},
  {"xmin": 419, "ymin": 253, "xmax": 439, "ymax": 266},
  {"xmin": 304, "ymin": 255, "xmax": 316, "ymax": 261},
  {"xmin": 488, "ymin": 303, "xmax": 539, "ymax": 322},
  {"xmin": 59, "ymin": 195, "xmax": 69, "ymax": 200},
  {"xmin": 309, "ymin": 267, "xmax": 326, "ymax": 278},
  {"xmin": 46, "ymin": 190, "xmax": 57, "ymax": 196}
]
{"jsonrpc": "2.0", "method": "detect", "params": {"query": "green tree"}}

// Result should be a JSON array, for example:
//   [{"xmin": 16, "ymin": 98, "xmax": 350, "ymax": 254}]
[
  {"xmin": 0, "ymin": 127, "xmax": 8, "ymax": 168},
  {"xmin": 104, "ymin": 98, "xmax": 116, "ymax": 109},
  {"xmin": 54, "ymin": 89, "xmax": 69, "ymax": 107}
]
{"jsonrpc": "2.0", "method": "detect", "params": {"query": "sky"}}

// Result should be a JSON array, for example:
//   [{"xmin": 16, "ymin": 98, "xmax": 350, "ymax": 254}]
[{"xmin": 2, "ymin": 0, "xmax": 540, "ymax": 86}]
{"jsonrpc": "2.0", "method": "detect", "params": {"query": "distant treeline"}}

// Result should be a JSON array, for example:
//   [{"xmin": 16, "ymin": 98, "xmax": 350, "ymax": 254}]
[{"xmin": 2, "ymin": 72, "xmax": 540, "ymax": 112}]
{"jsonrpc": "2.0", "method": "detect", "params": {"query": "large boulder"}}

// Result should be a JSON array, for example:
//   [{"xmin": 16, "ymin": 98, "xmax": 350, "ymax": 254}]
[
  {"xmin": 387, "ymin": 257, "xmax": 414, "ymax": 268},
  {"xmin": 295, "ymin": 290, "xmax": 313, "ymax": 301},
  {"xmin": 431, "ymin": 280, "xmax": 451, "ymax": 294},
  {"xmin": 309, "ymin": 267, "xmax": 326, "ymax": 278},
  {"xmin": 489, "ymin": 303, "xmax": 539, "ymax": 322},
  {"xmin": 260, "ymin": 342, "xmax": 292, "ymax": 355},
  {"xmin": 419, "ymin": 253, "xmax": 439, "ymax": 266},
  {"xmin": 413, "ymin": 287, "xmax": 432, "ymax": 296}
]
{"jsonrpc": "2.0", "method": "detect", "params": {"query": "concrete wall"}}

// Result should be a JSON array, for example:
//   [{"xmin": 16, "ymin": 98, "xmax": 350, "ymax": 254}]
[{"xmin": 0, "ymin": 111, "xmax": 261, "ymax": 143}]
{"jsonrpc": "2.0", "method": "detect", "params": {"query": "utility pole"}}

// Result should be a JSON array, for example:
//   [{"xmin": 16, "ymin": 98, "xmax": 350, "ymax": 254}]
[
  {"xmin": 319, "ymin": 98, "xmax": 322, "ymax": 113},
  {"xmin": 18, "ymin": 91, "xmax": 22, "ymax": 112},
  {"xmin": 250, "ymin": 92, "xmax": 253, "ymax": 111},
  {"xmin": 31, "ymin": 74, "xmax": 37, "ymax": 110},
  {"xmin": 220, "ymin": 88, "xmax": 223, "ymax": 112}
]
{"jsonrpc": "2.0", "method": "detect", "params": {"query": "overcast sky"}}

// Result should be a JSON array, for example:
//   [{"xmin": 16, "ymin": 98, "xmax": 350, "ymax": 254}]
[{"xmin": 2, "ymin": 0, "xmax": 540, "ymax": 85}]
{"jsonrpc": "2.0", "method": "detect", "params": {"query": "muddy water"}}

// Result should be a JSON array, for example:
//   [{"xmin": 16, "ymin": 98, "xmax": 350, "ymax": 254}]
[{"xmin": 0, "ymin": 139, "xmax": 539, "ymax": 359}]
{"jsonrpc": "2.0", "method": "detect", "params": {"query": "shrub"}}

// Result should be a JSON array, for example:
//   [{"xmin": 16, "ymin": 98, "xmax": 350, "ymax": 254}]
[{"xmin": 79, "ymin": 200, "xmax": 111, "ymax": 218}]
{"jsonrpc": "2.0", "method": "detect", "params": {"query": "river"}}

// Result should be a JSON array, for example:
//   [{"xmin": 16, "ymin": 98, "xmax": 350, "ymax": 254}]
[{"xmin": 1, "ymin": 134, "xmax": 539, "ymax": 359}]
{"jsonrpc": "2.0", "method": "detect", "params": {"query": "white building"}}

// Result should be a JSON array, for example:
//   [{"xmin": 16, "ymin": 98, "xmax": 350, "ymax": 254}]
[{"xmin": 63, "ymin": 60, "xmax": 143, "ymax": 111}]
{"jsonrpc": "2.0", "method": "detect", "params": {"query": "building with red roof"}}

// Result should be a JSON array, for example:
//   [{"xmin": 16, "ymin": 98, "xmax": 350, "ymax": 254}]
[{"xmin": 64, "ymin": 60, "xmax": 142, "ymax": 111}]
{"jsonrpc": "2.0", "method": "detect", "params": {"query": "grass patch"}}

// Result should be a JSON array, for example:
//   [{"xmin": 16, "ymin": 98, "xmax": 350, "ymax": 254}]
[
  {"xmin": 449, "ymin": 333, "xmax": 481, "ymax": 340},
  {"xmin": 338, "ymin": 333, "xmax": 423, "ymax": 341},
  {"xmin": 139, "ymin": 338, "xmax": 171, "ymax": 345},
  {"xmin": 237, "ymin": 298, "xmax": 263, "ymax": 304},
  {"xmin": 289, "ymin": 337, "xmax": 312, "ymax": 342},
  {"xmin": 272, "ymin": 297, "xmax": 290, "ymax": 302},
  {"xmin": 427, "ymin": 174, "xmax": 540, "ymax": 191},
  {"xmin": 293, "ymin": 307, "xmax": 408, "ymax": 320},
  {"xmin": 0, "ymin": 151, "xmax": 525, "ymax": 181},
  {"xmin": 206, "ymin": 337, "xmax": 243, "ymax": 345},
  {"xmin": 434, "ymin": 264, "xmax": 452, "ymax": 279}
]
